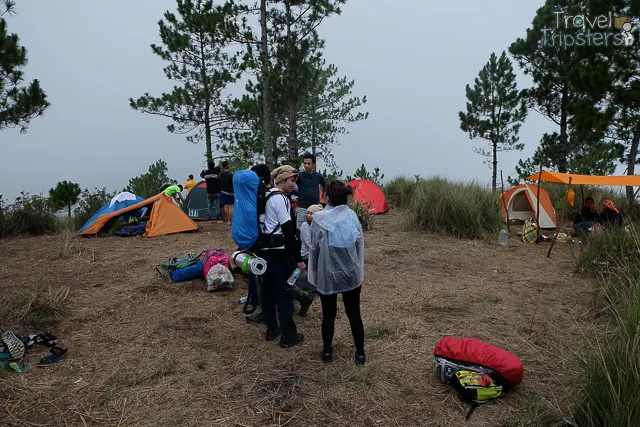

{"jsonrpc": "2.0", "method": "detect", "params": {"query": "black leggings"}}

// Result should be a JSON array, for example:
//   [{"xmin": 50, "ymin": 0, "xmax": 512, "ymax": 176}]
[{"xmin": 319, "ymin": 286, "xmax": 364, "ymax": 355}]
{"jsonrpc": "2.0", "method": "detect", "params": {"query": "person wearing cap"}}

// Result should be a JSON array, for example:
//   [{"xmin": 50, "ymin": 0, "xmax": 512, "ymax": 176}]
[
  {"xmin": 599, "ymin": 199, "xmax": 624, "ymax": 228},
  {"xmin": 253, "ymin": 164, "xmax": 305, "ymax": 348},
  {"xmin": 300, "ymin": 204, "xmax": 323, "ymax": 268}
]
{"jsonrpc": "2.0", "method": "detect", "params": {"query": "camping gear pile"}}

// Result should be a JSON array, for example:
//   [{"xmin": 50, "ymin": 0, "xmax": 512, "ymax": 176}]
[
  {"xmin": 156, "ymin": 249, "xmax": 234, "ymax": 291},
  {"xmin": 1, "ymin": 331, "xmax": 68, "ymax": 372},
  {"xmin": 434, "ymin": 336, "xmax": 524, "ymax": 421}
]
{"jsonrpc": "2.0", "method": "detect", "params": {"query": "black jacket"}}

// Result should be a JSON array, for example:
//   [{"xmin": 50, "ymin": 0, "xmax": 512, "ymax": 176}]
[{"xmin": 200, "ymin": 167, "xmax": 221, "ymax": 194}]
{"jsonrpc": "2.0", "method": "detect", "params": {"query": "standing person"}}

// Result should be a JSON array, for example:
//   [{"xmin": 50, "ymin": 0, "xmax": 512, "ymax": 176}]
[
  {"xmin": 163, "ymin": 184, "xmax": 184, "ymax": 206},
  {"xmin": 184, "ymin": 174, "xmax": 197, "ymax": 193},
  {"xmin": 309, "ymin": 181, "xmax": 365, "ymax": 366},
  {"xmin": 254, "ymin": 165, "xmax": 305, "ymax": 348},
  {"xmin": 295, "ymin": 153, "xmax": 327, "ymax": 229},
  {"xmin": 218, "ymin": 161, "xmax": 235, "ymax": 224},
  {"xmin": 200, "ymin": 160, "xmax": 221, "ymax": 221}
]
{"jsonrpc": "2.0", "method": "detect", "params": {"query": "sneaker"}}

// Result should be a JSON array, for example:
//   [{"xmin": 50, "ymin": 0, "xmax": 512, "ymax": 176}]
[
  {"xmin": 355, "ymin": 352, "xmax": 366, "ymax": 366},
  {"xmin": 246, "ymin": 311, "xmax": 264, "ymax": 324},
  {"xmin": 321, "ymin": 351, "xmax": 333, "ymax": 364},
  {"xmin": 279, "ymin": 333, "xmax": 304, "ymax": 348},
  {"xmin": 2, "ymin": 331, "xmax": 25, "ymax": 360},
  {"xmin": 265, "ymin": 328, "xmax": 281, "ymax": 341}
]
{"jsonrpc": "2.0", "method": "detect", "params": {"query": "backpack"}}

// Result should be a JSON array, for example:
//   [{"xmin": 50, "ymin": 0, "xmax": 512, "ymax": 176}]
[
  {"xmin": 156, "ymin": 251, "xmax": 204, "ymax": 281},
  {"xmin": 435, "ymin": 356, "xmax": 504, "ymax": 420},
  {"xmin": 231, "ymin": 170, "xmax": 288, "ymax": 250},
  {"xmin": 202, "ymin": 249, "xmax": 231, "ymax": 278}
]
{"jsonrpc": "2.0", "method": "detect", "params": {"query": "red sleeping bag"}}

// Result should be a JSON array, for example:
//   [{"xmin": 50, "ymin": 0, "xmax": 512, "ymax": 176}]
[{"xmin": 434, "ymin": 337, "xmax": 524, "ymax": 385}]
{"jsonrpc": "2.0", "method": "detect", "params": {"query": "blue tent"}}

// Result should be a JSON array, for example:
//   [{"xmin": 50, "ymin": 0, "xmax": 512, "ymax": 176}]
[{"xmin": 78, "ymin": 192, "xmax": 146, "ymax": 233}]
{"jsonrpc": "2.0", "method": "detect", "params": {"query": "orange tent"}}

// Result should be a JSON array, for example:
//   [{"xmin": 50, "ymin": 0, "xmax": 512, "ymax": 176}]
[
  {"xmin": 499, "ymin": 184, "xmax": 557, "ymax": 228},
  {"xmin": 527, "ymin": 170, "xmax": 640, "ymax": 186},
  {"xmin": 79, "ymin": 194, "xmax": 198, "ymax": 237}
]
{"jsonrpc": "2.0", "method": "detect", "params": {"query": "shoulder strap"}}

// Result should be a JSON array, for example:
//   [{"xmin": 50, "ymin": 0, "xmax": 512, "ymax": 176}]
[{"xmin": 259, "ymin": 190, "xmax": 289, "ymax": 235}]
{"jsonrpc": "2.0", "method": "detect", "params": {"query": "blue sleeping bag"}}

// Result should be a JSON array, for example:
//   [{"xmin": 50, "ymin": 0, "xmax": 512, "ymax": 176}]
[
  {"xmin": 169, "ymin": 261, "xmax": 204, "ymax": 282},
  {"xmin": 232, "ymin": 170, "xmax": 260, "ymax": 249}
]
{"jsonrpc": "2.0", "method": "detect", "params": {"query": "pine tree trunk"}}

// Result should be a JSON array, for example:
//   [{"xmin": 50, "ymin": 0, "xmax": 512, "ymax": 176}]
[
  {"xmin": 626, "ymin": 121, "xmax": 640, "ymax": 199},
  {"xmin": 199, "ymin": 31, "xmax": 212, "ymax": 161},
  {"xmin": 492, "ymin": 141, "xmax": 498, "ymax": 193},
  {"xmin": 260, "ymin": 0, "xmax": 273, "ymax": 168},
  {"xmin": 311, "ymin": 112, "xmax": 317, "ymax": 157},
  {"xmin": 558, "ymin": 82, "xmax": 569, "ymax": 173},
  {"xmin": 285, "ymin": 1, "xmax": 297, "ymax": 167}
]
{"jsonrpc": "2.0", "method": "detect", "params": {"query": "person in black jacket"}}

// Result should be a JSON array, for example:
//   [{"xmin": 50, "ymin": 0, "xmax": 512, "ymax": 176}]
[
  {"xmin": 600, "ymin": 199, "xmax": 624, "ymax": 228},
  {"xmin": 200, "ymin": 160, "xmax": 221, "ymax": 221},
  {"xmin": 573, "ymin": 197, "xmax": 599, "ymax": 233}
]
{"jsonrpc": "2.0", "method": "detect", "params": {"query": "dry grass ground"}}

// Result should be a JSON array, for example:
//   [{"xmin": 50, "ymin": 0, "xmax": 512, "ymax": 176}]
[{"xmin": 0, "ymin": 211, "xmax": 593, "ymax": 426}]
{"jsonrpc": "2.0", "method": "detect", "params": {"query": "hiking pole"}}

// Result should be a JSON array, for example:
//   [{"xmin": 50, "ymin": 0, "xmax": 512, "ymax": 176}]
[
  {"xmin": 500, "ymin": 170, "xmax": 510, "ymax": 233},
  {"xmin": 535, "ymin": 164, "xmax": 543, "ymax": 244},
  {"xmin": 547, "ymin": 177, "xmax": 572, "ymax": 258}
]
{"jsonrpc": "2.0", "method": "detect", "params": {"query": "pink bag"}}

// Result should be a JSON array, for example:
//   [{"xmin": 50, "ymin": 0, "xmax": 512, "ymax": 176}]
[{"xmin": 202, "ymin": 249, "xmax": 231, "ymax": 278}]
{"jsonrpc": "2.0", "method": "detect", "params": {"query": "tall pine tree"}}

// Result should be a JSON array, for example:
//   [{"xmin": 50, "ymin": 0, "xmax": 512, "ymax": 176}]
[
  {"xmin": 459, "ymin": 51, "xmax": 527, "ymax": 192},
  {"xmin": 130, "ymin": 0, "xmax": 239, "ymax": 161},
  {"xmin": 0, "ymin": 0, "xmax": 49, "ymax": 133}
]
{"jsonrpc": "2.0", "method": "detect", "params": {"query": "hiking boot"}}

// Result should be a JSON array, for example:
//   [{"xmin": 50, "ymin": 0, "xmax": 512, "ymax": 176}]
[
  {"xmin": 354, "ymin": 352, "xmax": 366, "ymax": 367},
  {"xmin": 246, "ymin": 311, "xmax": 264, "ymax": 324},
  {"xmin": 265, "ymin": 328, "xmax": 281, "ymax": 341},
  {"xmin": 279, "ymin": 333, "xmax": 304, "ymax": 348},
  {"xmin": 321, "ymin": 351, "xmax": 333, "ymax": 364}
]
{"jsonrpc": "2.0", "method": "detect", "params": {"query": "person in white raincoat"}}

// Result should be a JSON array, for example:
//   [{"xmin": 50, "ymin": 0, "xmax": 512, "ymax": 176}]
[{"xmin": 308, "ymin": 180, "xmax": 366, "ymax": 366}]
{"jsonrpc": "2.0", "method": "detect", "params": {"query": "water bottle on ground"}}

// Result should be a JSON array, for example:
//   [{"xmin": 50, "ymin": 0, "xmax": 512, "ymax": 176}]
[
  {"xmin": 237, "ymin": 296, "xmax": 247, "ymax": 304},
  {"xmin": 287, "ymin": 268, "xmax": 301, "ymax": 286},
  {"xmin": 498, "ymin": 226, "xmax": 508, "ymax": 246}
]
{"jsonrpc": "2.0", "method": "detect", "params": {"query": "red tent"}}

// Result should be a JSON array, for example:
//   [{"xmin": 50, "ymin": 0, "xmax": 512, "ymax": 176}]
[{"xmin": 347, "ymin": 180, "xmax": 389, "ymax": 214}]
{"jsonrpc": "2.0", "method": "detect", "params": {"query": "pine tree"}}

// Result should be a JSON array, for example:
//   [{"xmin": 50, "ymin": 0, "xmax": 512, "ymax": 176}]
[
  {"xmin": 125, "ymin": 160, "xmax": 177, "ymax": 199},
  {"xmin": 459, "ymin": 51, "xmax": 527, "ymax": 192},
  {"xmin": 130, "ymin": 0, "xmax": 239, "ymax": 161},
  {"xmin": 49, "ymin": 181, "xmax": 81, "ymax": 216},
  {"xmin": 508, "ymin": 0, "xmax": 620, "ymax": 179},
  {"xmin": 0, "ymin": 0, "xmax": 50, "ymax": 133}
]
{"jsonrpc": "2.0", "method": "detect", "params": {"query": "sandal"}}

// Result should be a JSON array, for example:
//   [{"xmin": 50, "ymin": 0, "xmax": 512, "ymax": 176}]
[{"xmin": 37, "ymin": 346, "xmax": 68, "ymax": 367}]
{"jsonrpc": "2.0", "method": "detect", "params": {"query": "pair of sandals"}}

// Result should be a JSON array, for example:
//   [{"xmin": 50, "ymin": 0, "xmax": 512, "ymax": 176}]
[{"xmin": 0, "ymin": 331, "xmax": 67, "ymax": 370}]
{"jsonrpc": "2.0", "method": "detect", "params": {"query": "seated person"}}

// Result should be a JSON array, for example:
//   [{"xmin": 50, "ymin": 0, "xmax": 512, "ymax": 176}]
[
  {"xmin": 573, "ymin": 197, "xmax": 599, "ymax": 232},
  {"xmin": 599, "ymin": 199, "xmax": 624, "ymax": 228},
  {"xmin": 137, "ymin": 207, "xmax": 150, "ymax": 221}
]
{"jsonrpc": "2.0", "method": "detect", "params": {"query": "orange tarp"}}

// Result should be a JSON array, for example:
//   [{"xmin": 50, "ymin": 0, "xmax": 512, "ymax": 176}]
[
  {"xmin": 79, "ymin": 193, "xmax": 197, "ymax": 237},
  {"xmin": 527, "ymin": 170, "xmax": 640, "ymax": 186}
]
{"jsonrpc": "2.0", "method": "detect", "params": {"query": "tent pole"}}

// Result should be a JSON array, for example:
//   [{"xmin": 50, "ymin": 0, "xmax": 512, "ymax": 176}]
[
  {"xmin": 631, "ymin": 187, "xmax": 640, "ymax": 218},
  {"xmin": 500, "ymin": 170, "xmax": 510, "ymax": 233},
  {"xmin": 535, "ymin": 163, "xmax": 543, "ymax": 244},
  {"xmin": 547, "ymin": 177, "xmax": 572, "ymax": 258}
]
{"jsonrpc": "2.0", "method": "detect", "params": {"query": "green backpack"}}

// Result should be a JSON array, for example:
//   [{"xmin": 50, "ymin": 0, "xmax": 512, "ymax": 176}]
[{"xmin": 155, "ymin": 251, "xmax": 203, "ymax": 277}]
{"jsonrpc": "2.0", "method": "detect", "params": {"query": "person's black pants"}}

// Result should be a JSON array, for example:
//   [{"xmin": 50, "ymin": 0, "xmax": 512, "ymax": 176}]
[
  {"xmin": 319, "ymin": 286, "xmax": 364, "ymax": 355},
  {"xmin": 256, "ymin": 250, "xmax": 297, "ymax": 340}
]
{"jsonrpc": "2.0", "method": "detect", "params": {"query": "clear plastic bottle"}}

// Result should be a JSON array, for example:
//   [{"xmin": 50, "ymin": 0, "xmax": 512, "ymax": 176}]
[
  {"xmin": 287, "ymin": 268, "xmax": 301, "ymax": 286},
  {"xmin": 498, "ymin": 226, "xmax": 509, "ymax": 246}
]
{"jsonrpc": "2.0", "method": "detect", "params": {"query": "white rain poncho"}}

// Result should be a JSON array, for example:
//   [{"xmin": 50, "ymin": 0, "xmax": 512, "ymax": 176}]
[{"xmin": 308, "ymin": 205, "xmax": 364, "ymax": 295}]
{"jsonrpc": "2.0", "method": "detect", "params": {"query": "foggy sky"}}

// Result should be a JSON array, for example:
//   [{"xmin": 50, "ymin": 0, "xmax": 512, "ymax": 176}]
[{"xmin": 1, "ymin": 0, "xmax": 560, "ymax": 202}]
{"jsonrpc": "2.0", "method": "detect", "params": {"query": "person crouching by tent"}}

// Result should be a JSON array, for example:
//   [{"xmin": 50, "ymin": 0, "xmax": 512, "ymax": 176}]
[
  {"xmin": 163, "ymin": 184, "xmax": 184, "ymax": 206},
  {"xmin": 309, "ymin": 181, "xmax": 366, "ymax": 366},
  {"xmin": 600, "ymin": 199, "xmax": 624, "ymax": 229},
  {"xmin": 572, "ymin": 197, "xmax": 599, "ymax": 233}
]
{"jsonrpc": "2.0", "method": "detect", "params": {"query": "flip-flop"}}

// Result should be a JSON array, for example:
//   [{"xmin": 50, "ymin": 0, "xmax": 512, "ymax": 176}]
[
  {"xmin": 37, "ymin": 346, "xmax": 68, "ymax": 367},
  {"xmin": 23, "ymin": 333, "xmax": 57, "ymax": 349},
  {"xmin": 0, "ymin": 361, "xmax": 25, "ymax": 373},
  {"xmin": 2, "ymin": 331, "xmax": 25, "ymax": 360}
]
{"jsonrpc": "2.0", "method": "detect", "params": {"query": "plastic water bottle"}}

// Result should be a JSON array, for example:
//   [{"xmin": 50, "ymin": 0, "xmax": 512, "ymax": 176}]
[
  {"xmin": 237, "ymin": 296, "xmax": 247, "ymax": 304},
  {"xmin": 287, "ymin": 268, "xmax": 301, "ymax": 286},
  {"xmin": 498, "ymin": 226, "xmax": 508, "ymax": 246}
]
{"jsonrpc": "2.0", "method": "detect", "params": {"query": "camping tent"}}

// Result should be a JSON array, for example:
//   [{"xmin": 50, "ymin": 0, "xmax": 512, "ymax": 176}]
[
  {"xmin": 183, "ymin": 181, "xmax": 209, "ymax": 220},
  {"xmin": 499, "ymin": 184, "xmax": 557, "ymax": 229},
  {"xmin": 347, "ymin": 180, "xmax": 389, "ymax": 214},
  {"xmin": 79, "ymin": 193, "xmax": 198, "ymax": 237},
  {"xmin": 78, "ymin": 192, "xmax": 146, "ymax": 233}
]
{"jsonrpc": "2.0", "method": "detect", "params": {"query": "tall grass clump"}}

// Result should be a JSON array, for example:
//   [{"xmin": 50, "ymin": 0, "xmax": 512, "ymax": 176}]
[
  {"xmin": 0, "ymin": 192, "xmax": 58, "ymax": 237},
  {"xmin": 384, "ymin": 176, "xmax": 418, "ymax": 209},
  {"xmin": 408, "ymin": 177, "xmax": 502, "ymax": 239},
  {"xmin": 570, "ymin": 227, "xmax": 640, "ymax": 426}
]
